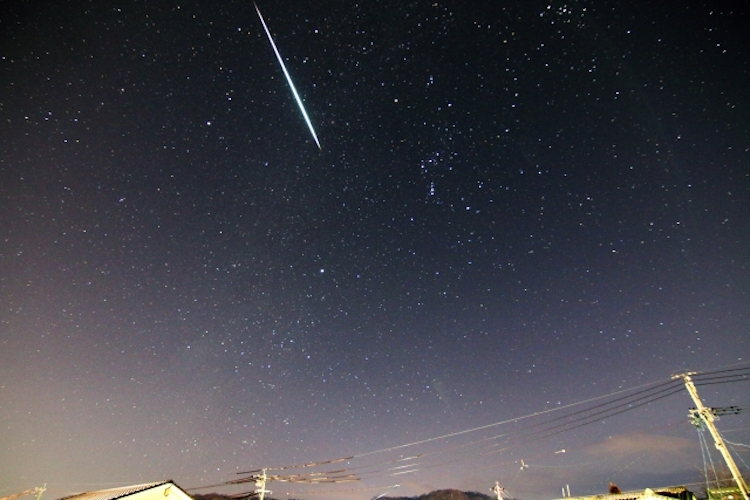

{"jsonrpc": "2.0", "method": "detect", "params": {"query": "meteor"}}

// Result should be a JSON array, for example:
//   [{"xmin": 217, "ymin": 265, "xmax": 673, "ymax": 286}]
[{"xmin": 254, "ymin": 2, "xmax": 321, "ymax": 150}]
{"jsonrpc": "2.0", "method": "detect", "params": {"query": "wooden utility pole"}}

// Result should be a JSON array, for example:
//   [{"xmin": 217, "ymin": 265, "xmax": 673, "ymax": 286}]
[
  {"xmin": 491, "ymin": 481, "xmax": 506, "ymax": 500},
  {"xmin": 674, "ymin": 372, "xmax": 749, "ymax": 500},
  {"xmin": 257, "ymin": 469, "xmax": 272, "ymax": 500}
]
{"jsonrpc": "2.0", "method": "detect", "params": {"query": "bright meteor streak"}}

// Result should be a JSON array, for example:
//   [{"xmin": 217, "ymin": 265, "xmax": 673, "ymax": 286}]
[{"xmin": 254, "ymin": 2, "xmax": 321, "ymax": 150}]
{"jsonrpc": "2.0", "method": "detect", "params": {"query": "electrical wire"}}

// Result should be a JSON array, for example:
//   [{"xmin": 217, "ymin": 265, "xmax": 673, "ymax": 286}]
[
  {"xmin": 727, "ymin": 442, "xmax": 750, "ymax": 473},
  {"xmin": 698, "ymin": 427, "xmax": 713, "ymax": 495},
  {"xmin": 255, "ymin": 381, "xmax": 683, "ymax": 487},
  {"xmin": 693, "ymin": 364, "xmax": 750, "ymax": 377},
  {"xmin": 694, "ymin": 378, "xmax": 750, "ymax": 388},
  {"xmin": 350, "ymin": 377, "xmax": 683, "ymax": 460},
  {"xmin": 202, "ymin": 366, "xmax": 746, "ymax": 495},
  {"xmin": 224, "ymin": 377, "xmax": 687, "ymax": 491},
  {"xmin": 692, "ymin": 368, "xmax": 750, "ymax": 388},
  {"xmin": 288, "ymin": 382, "xmax": 689, "ymax": 485},
  {"xmin": 690, "ymin": 361, "xmax": 750, "ymax": 376}
]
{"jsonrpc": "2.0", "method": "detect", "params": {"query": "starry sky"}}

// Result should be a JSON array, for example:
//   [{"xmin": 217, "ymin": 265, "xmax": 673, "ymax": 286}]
[{"xmin": 1, "ymin": 1, "xmax": 749, "ymax": 499}]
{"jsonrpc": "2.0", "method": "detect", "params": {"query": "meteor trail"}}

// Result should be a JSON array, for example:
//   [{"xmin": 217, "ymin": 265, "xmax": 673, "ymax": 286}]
[{"xmin": 254, "ymin": 2, "xmax": 321, "ymax": 150}]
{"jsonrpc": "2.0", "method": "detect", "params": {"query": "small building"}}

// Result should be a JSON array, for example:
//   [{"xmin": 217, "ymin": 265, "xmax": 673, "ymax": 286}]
[
  {"xmin": 707, "ymin": 486, "xmax": 747, "ymax": 500},
  {"xmin": 552, "ymin": 486, "xmax": 696, "ymax": 500},
  {"xmin": 58, "ymin": 481, "xmax": 192, "ymax": 500}
]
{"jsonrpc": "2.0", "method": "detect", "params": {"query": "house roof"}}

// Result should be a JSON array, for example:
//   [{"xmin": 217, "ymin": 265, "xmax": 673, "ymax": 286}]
[
  {"xmin": 57, "ymin": 481, "xmax": 179, "ymax": 500},
  {"xmin": 557, "ymin": 486, "xmax": 693, "ymax": 500}
]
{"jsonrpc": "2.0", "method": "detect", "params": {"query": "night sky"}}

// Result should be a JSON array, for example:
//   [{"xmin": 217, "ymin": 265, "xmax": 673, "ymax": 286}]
[{"xmin": 1, "ymin": 1, "xmax": 749, "ymax": 500}]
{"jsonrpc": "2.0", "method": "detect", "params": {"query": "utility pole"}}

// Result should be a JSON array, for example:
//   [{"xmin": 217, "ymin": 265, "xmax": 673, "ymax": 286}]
[
  {"xmin": 254, "ymin": 469, "xmax": 272, "ymax": 500},
  {"xmin": 674, "ymin": 372, "xmax": 749, "ymax": 500},
  {"xmin": 491, "ymin": 481, "xmax": 506, "ymax": 500}
]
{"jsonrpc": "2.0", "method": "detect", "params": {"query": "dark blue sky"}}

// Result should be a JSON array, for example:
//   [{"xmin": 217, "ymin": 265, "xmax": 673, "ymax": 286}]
[{"xmin": 1, "ymin": 1, "xmax": 748, "ymax": 499}]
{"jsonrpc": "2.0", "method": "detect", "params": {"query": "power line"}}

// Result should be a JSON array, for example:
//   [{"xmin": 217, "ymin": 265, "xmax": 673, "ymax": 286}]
[
  {"xmin": 214, "ymin": 364, "xmax": 748, "ymax": 495},
  {"xmin": 694, "ymin": 376, "xmax": 750, "ymax": 387},
  {"xmin": 371, "ymin": 380, "xmax": 678, "ymax": 466},
  {"xmin": 692, "ymin": 364, "xmax": 750, "ymax": 377},
  {"xmin": 251, "ymin": 381, "xmax": 689, "ymax": 487},
  {"xmin": 688, "ymin": 361, "xmax": 750, "ymax": 377},
  {"xmin": 224, "ymin": 376, "xmax": 686, "ymax": 492},
  {"xmin": 351, "ymin": 377, "xmax": 683, "ymax": 460}
]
